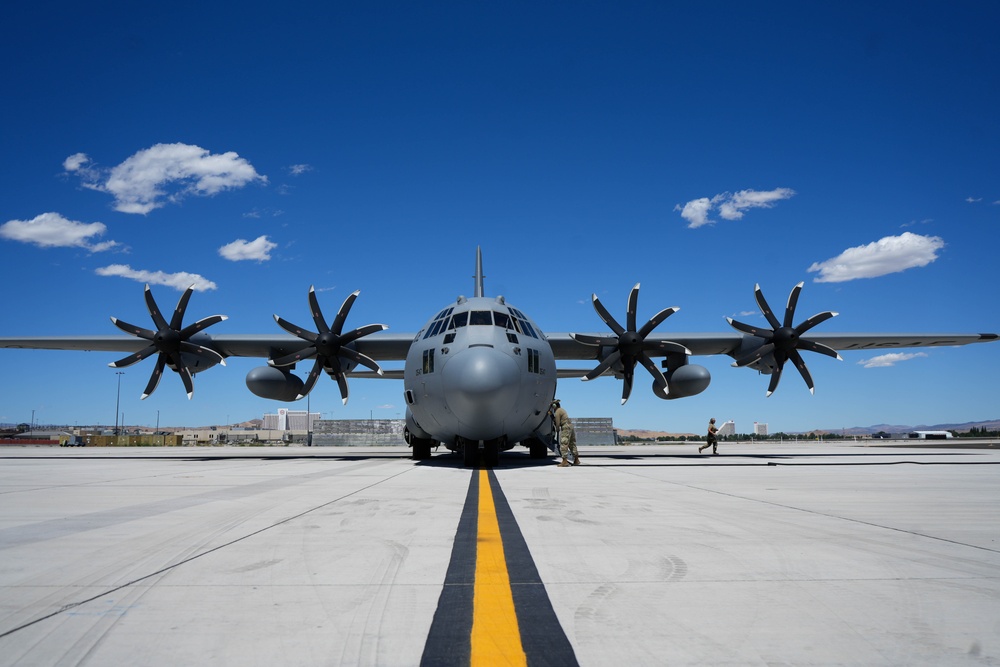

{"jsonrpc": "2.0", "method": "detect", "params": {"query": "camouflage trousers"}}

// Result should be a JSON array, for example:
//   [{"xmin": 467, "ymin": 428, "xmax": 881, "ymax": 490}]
[{"xmin": 559, "ymin": 428, "xmax": 578, "ymax": 459}]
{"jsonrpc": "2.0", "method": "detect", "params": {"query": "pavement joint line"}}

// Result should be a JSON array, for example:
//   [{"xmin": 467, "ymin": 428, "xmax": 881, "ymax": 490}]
[
  {"xmin": 604, "ymin": 466, "xmax": 1000, "ymax": 556},
  {"xmin": 0, "ymin": 465, "xmax": 416, "ymax": 640}
]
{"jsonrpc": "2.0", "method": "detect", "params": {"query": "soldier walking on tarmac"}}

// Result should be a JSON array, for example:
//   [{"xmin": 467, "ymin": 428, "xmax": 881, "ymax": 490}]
[
  {"xmin": 699, "ymin": 417, "xmax": 719, "ymax": 455},
  {"xmin": 550, "ymin": 399, "xmax": 580, "ymax": 467}
]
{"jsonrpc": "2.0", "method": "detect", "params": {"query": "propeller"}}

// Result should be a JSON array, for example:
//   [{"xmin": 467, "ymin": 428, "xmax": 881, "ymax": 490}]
[
  {"xmin": 727, "ymin": 282, "xmax": 842, "ymax": 396},
  {"xmin": 571, "ymin": 283, "xmax": 689, "ymax": 404},
  {"xmin": 109, "ymin": 284, "xmax": 228, "ymax": 399},
  {"xmin": 270, "ymin": 287, "xmax": 387, "ymax": 404}
]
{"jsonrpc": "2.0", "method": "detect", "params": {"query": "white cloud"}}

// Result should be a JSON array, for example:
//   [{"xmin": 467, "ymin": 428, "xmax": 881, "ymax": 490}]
[
  {"xmin": 675, "ymin": 188, "xmax": 795, "ymax": 228},
  {"xmin": 65, "ymin": 143, "xmax": 266, "ymax": 214},
  {"xmin": 95, "ymin": 264, "xmax": 217, "ymax": 291},
  {"xmin": 966, "ymin": 197, "xmax": 982, "ymax": 203},
  {"xmin": 218, "ymin": 235, "xmax": 277, "ymax": 262},
  {"xmin": 288, "ymin": 164, "xmax": 312, "ymax": 176},
  {"xmin": 857, "ymin": 352, "xmax": 928, "ymax": 368},
  {"xmin": 807, "ymin": 232, "xmax": 945, "ymax": 283},
  {"xmin": 0, "ymin": 212, "xmax": 119, "ymax": 252}
]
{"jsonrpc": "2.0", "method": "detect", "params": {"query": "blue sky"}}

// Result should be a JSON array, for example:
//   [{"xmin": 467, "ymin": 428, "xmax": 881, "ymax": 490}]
[{"xmin": 1, "ymin": 2, "xmax": 997, "ymax": 433}]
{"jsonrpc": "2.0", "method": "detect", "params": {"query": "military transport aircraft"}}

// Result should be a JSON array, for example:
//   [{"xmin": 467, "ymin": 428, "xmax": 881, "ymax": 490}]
[{"xmin": 1, "ymin": 248, "xmax": 997, "ymax": 465}]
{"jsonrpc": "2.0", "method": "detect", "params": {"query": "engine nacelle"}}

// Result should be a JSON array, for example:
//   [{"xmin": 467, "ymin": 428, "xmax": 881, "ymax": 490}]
[
  {"xmin": 652, "ymin": 363, "xmax": 711, "ymax": 400},
  {"xmin": 245, "ymin": 366, "xmax": 305, "ymax": 402}
]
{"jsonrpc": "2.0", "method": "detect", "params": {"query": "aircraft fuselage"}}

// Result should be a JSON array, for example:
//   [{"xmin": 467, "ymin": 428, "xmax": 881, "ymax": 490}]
[{"xmin": 403, "ymin": 294, "xmax": 556, "ymax": 459}]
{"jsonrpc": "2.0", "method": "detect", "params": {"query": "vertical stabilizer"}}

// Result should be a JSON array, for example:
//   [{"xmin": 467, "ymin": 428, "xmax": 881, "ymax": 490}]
[{"xmin": 474, "ymin": 246, "xmax": 485, "ymax": 298}]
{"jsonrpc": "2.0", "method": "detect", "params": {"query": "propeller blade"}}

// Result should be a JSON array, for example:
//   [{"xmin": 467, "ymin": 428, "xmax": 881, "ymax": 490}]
[
  {"xmin": 307, "ymin": 286, "xmax": 331, "ymax": 334},
  {"xmin": 620, "ymin": 371, "xmax": 634, "ymax": 405},
  {"xmin": 110, "ymin": 318, "xmax": 155, "ymax": 340},
  {"xmin": 144, "ymin": 285, "xmax": 169, "ymax": 331},
  {"xmin": 637, "ymin": 352, "xmax": 668, "ymax": 390},
  {"xmin": 643, "ymin": 340, "xmax": 692, "ymax": 356},
  {"xmin": 591, "ymin": 294, "xmax": 625, "ymax": 336},
  {"xmin": 338, "ymin": 347, "xmax": 383, "ymax": 375},
  {"xmin": 170, "ymin": 285, "xmax": 195, "ymax": 330},
  {"xmin": 794, "ymin": 311, "xmax": 838, "ymax": 335},
  {"xmin": 338, "ymin": 323, "xmax": 389, "ymax": 346},
  {"xmin": 141, "ymin": 356, "xmax": 167, "ymax": 399},
  {"xmin": 273, "ymin": 315, "xmax": 319, "ymax": 342},
  {"xmin": 583, "ymin": 350, "xmax": 622, "ymax": 381},
  {"xmin": 626, "ymin": 283, "xmax": 640, "ymax": 332},
  {"xmin": 726, "ymin": 317, "xmax": 772, "ymax": 339},
  {"xmin": 797, "ymin": 338, "xmax": 843, "ymax": 360},
  {"xmin": 783, "ymin": 282, "xmax": 803, "ymax": 328},
  {"xmin": 179, "ymin": 341, "xmax": 227, "ymax": 367},
  {"xmin": 296, "ymin": 358, "xmax": 324, "ymax": 400},
  {"xmin": 571, "ymin": 333, "xmax": 619, "ymax": 347},
  {"xmin": 173, "ymin": 356, "xmax": 194, "ymax": 399},
  {"xmin": 269, "ymin": 347, "xmax": 318, "ymax": 368},
  {"xmin": 765, "ymin": 362, "xmax": 784, "ymax": 397},
  {"xmin": 733, "ymin": 342, "xmax": 776, "ymax": 368},
  {"xmin": 178, "ymin": 314, "xmax": 228, "ymax": 339},
  {"xmin": 336, "ymin": 372, "xmax": 350, "ymax": 404},
  {"xmin": 788, "ymin": 349, "xmax": 815, "ymax": 394},
  {"xmin": 109, "ymin": 345, "xmax": 157, "ymax": 369},
  {"xmin": 637, "ymin": 306, "xmax": 679, "ymax": 338},
  {"xmin": 331, "ymin": 290, "xmax": 361, "ymax": 336},
  {"xmin": 753, "ymin": 284, "xmax": 781, "ymax": 330}
]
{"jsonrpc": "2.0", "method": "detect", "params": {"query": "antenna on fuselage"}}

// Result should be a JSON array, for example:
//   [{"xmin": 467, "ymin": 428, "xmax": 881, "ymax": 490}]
[{"xmin": 474, "ymin": 246, "xmax": 485, "ymax": 297}]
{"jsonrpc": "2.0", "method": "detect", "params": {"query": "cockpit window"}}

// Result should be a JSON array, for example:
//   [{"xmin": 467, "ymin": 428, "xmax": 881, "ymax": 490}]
[
  {"xmin": 423, "ymin": 307, "xmax": 455, "ymax": 339},
  {"xmin": 506, "ymin": 307, "xmax": 538, "ymax": 338},
  {"xmin": 469, "ymin": 311, "xmax": 493, "ymax": 326},
  {"xmin": 449, "ymin": 311, "xmax": 468, "ymax": 328},
  {"xmin": 494, "ymin": 312, "xmax": 512, "ymax": 329}
]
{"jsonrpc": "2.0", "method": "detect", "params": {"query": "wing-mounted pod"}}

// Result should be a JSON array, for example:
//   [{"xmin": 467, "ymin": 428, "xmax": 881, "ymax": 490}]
[
  {"xmin": 651, "ymin": 354, "xmax": 711, "ymax": 400},
  {"xmin": 109, "ymin": 284, "xmax": 228, "ymax": 399},
  {"xmin": 268, "ymin": 287, "xmax": 387, "ymax": 404},
  {"xmin": 571, "ymin": 283, "xmax": 690, "ymax": 404},
  {"xmin": 727, "ymin": 282, "xmax": 842, "ymax": 395}
]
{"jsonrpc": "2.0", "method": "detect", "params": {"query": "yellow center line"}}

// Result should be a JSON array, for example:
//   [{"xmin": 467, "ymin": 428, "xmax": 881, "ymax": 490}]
[{"xmin": 471, "ymin": 469, "xmax": 527, "ymax": 667}]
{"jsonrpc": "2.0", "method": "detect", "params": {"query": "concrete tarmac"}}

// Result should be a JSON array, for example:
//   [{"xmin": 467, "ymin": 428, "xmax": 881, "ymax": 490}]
[{"xmin": 1, "ymin": 442, "xmax": 998, "ymax": 666}]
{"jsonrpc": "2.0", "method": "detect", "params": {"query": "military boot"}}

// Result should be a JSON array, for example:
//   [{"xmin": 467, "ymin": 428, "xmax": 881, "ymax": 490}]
[
  {"xmin": 572, "ymin": 455, "xmax": 581, "ymax": 465},
  {"xmin": 558, "ymin": 457, "xmax": 570, "ymax": 467}
]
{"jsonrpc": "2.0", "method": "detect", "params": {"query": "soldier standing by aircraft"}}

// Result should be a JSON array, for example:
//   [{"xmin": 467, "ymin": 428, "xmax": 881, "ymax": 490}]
[
  {"xmin": 551, "ymin": 399, "xmax": 580, "ymax": 467},
  {"xmin": 699, "ymin": 417, "xmax": 719, "ymax": 455}
]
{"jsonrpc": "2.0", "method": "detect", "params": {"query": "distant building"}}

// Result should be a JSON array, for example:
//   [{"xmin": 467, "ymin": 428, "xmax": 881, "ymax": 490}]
[
  {"xmin": 263, "ymin": 409, "xmax": 320, "ymax": 431},
  {"xmin": 571, "ymin": 417, "xmax": 615, "ymax": 445},
  {"xmin": 717, "ymin": 420, "xmax": 736, "ymax": 437},
  {"xmin": 754, "ymin": 422, "xmax": 769, "ymax": 436}
]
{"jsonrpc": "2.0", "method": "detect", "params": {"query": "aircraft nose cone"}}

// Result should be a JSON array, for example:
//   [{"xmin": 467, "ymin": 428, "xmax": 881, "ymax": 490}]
[{"xmin": 442, "ymin": 346, "xmax": 520, "ymax": 439}]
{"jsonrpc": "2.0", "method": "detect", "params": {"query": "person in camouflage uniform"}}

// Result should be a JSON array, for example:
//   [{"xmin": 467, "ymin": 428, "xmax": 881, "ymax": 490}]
[
  {"xmin": 551, "ymin": 399, "xmax": 580, "ymax": 467},
  {"xmin": 699, "ymin": 417, "xmax": 719, "ymax": 455}
]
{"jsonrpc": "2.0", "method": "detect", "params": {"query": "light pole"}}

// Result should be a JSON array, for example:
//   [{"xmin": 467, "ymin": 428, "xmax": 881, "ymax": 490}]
[{"xmin": 114, "ymin": 371, "xmax": 124, "ymax": 435}]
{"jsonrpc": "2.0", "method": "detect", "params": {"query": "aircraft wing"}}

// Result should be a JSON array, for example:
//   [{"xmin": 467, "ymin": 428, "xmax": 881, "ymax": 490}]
[
  {"xmin": 0, "ymin": 332, "xmax": 416, "ymax": 361},
  {"xmin": 547, "ymin": 332, "xmax": 999, "ymax": 360}
]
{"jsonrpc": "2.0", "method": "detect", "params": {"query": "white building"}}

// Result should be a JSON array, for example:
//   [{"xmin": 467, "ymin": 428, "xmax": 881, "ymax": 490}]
[
  {"xmin": 753, "ymin": 422, "xmax": 769, "ymax": 436},
  {"xmin": 717, "ymin": 420, "xmax": 736, "ymax": 437},
  {"xmin": 263, "ymin": 410, "xmax": 320, "ymax": 431}
]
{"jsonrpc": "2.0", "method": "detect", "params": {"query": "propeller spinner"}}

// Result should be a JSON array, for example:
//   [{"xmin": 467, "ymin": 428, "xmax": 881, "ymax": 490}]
[
  {"xmin": 270, "ymin": 287, "xmax": 387, "ymax": 404},
  {"xmin": 572, "ymin": 283, "xmax": 689, "ymax": 404},
  {"xmin": 109, "ymin": 284, "xmax": 228, "ymax": 399},
  {"xmin": 727, "ymin": 282, "xmax": 842, "ymax": 396}
]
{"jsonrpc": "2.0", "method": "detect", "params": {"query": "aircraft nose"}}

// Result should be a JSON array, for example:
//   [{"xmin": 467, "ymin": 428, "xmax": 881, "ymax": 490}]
[{"xmin": 442, "ymin": 346, "xmax": 520, "ymax": 438}]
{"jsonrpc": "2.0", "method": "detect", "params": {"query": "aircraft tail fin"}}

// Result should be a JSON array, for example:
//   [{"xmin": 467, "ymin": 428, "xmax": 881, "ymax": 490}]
[{"xmin": 474, "ymin": 246, "xmax": 484, "ymax": 297}]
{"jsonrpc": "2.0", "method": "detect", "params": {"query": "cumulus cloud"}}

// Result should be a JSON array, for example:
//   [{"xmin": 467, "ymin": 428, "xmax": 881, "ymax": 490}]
[
  {"xmin": 857, "ymin": 352, "xmax": 928, "ymax": 368},
  {"xmin": 64, "ymin": 143, "xmax": 266, "ymax": 214},
  {"xmin": 0, "ymin": 212, "xmax": 119, "ymax": 252},
  {"xmin": 95, "ymin": 264, "xmax": 217, "ymax": 291},
  {"xmin": 218, "ymin": 235, "xmax": 277, "ymax": 261},
  {"xmin": 675, "ymin": 188, "xmax": 795, "ymax": 228},
  {"xmin": 807, "ymin": 232, "xmax": 945, "ymax": 283}
]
